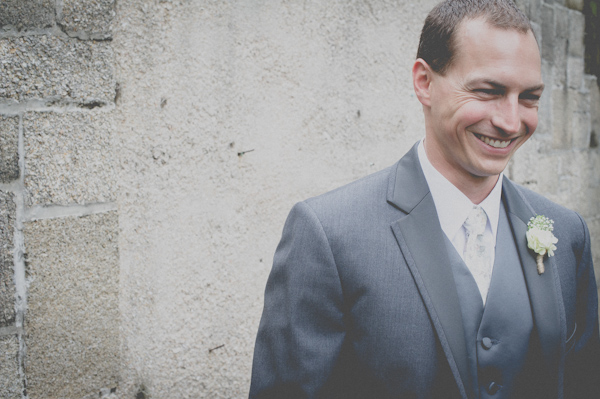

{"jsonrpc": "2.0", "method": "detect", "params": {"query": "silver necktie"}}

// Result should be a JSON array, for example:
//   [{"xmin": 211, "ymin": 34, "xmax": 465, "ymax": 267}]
[{"xmin": 463, "ymin": 205, "xmax": 493, "ymax": 305}]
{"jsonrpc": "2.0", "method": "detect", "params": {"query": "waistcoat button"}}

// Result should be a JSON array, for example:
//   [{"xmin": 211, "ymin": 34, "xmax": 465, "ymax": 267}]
[
  {"xmin": 487, "ymin": 382, "xmax": 501, "ymax": 395},
  {"xmin": 481, "ymin": 337, "xmax": 493, "ymax": 349}
]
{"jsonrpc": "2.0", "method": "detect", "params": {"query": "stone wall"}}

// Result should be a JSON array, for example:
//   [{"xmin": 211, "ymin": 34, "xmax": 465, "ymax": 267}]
[
  {"xmin": 0, "ymin": 0, "xmax": 599, "ymax": 398},
  {"xmin": 511, "ymin": 0, "xmax": 600, "ymax": 272},
  {"xmin": 0, "ymin": 1, "xmax": 120, "ymax": 398}
]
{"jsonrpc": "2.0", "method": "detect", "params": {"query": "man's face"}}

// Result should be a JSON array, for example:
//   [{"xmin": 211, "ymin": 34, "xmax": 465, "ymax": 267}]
[{"xmin": 423, "ymin": 18, "xmax": 544, "ymax": 186}]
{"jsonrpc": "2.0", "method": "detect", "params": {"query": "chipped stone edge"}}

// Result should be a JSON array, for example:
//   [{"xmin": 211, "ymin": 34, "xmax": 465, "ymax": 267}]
[{"xmin": 24, "ymin": 202, "xmax": 118, "ymax": 222}]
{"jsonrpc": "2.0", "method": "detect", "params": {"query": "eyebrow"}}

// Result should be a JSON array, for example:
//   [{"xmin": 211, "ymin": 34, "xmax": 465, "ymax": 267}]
[
  {"xmin": 469, "ymin": 79, "xmax": 545, "ymax": 92},
  {"xmin": 524, "ymin": 83, "xmax": 545, "ymax": 92}
]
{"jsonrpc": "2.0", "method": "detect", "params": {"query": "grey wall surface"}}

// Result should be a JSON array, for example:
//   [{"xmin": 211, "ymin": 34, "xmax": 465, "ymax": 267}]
[
  {"xmin": 114, "ymin": 0, "xmax": 433, "ymax": 397},
  {"xmin": 0, "ymin": 0, "xmax": 599, "ymax": 398},
  {"xmin": 0, "ymin": 0, "xmax": 119, "ymax": 398}
]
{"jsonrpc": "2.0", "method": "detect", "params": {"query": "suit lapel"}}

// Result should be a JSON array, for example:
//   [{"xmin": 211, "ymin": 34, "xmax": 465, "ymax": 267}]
[
  {"xmin": 386, "ymin": 145, "xmax": 564, "ymax": 397},
  {"xmin": 502, "ymin": 180, "xmax": 565, "ymax": 384},
  {"xmin": 388, "ymin": 144, "xmax": 472, "ymax": 399}
]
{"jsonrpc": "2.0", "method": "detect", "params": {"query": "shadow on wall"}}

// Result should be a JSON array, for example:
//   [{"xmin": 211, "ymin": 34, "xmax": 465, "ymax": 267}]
[{"xmin": 584, "ymin": 0, "xmax": 600, "ymax": 85}]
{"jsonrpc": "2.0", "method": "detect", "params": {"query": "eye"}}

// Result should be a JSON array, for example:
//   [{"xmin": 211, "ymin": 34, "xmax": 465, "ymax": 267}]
[
  {"xmin": 519, "ymin": 93, "xmax": 541, "ymax": 101},
  {"xmin": 474, "ymin": 88, "xmax": 502, "ymax": 96}
]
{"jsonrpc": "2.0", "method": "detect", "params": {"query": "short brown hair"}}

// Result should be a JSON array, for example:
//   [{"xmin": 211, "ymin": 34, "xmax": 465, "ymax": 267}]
[{"xmin": 417, "ymin": 0, "xmax": 533, "ymax": 75}]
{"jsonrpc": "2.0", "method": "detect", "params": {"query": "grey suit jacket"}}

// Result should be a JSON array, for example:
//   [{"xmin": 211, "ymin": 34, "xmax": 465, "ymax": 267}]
[{"xmin": 250, "ymin": 143, "xmax": 600, "ymax": 398}]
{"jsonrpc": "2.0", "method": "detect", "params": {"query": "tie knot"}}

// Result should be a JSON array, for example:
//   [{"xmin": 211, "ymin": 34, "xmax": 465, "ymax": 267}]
[{"xmin": 464, "ymin": 205, "xmax": 487, "ymax": 236}]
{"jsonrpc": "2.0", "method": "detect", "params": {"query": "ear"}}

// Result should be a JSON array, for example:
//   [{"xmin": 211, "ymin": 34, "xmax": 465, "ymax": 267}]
[{"xmin": 412, "ymin": 58, "xmax": 433, "ymax": 107}]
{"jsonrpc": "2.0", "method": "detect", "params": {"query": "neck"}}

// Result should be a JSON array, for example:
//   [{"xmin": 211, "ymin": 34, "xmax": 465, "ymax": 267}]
[
  {"xmin": 449, "ymin": 173, "xmax": 499, "ymax": 205},
  {"xmin": 423, "ymin": 140, "xmax": 500, "ymax": 205}
]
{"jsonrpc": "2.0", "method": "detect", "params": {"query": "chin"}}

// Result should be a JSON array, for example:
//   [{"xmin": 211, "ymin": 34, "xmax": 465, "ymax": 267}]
[
  {"xmin": 474, "ymin": 165, "xmax": 508, "ymax": 178},
  {"xmin": 467, "ymin": 159, "xmax": 509, "ymax": 178}
]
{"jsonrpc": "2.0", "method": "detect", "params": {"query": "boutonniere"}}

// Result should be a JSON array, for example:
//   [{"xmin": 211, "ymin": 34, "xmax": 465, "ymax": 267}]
[{"xmin": 526, "ymin": 215, "xmax": 558, "ymax": 275}]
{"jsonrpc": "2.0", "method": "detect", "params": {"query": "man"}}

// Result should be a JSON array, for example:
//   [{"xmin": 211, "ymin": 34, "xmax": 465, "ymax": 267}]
[{"xmin": 250, "ymin": 1, "xmax": 600, "ymax": 398}]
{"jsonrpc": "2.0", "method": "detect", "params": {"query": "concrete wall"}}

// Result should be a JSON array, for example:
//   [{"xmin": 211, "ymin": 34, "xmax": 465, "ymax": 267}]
[
  {"xmin": 0, "ymin": 0, "xmax": 599, "ymax": 398},
  {"xmin": 113, "ymin": 1, "xmax": 433, "ymax": 397}
]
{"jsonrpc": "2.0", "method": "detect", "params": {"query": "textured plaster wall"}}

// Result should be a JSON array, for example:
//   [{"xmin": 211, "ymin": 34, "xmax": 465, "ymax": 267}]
[
  {"xmin": 0, "ymin": 0, "xmax": 599, "ymax": 398},
  {"xmin": 113, "ymin": 0, "xmax": 600, "ymax": 397},
  {"xmin": 114, "ymin": 1, "xmax": 434, "ymax": 397}
]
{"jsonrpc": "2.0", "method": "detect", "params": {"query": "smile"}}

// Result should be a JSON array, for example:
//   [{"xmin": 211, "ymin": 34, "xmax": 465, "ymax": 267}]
[{"xmin": 474, "ymin": 133, "xmax": 512, "ymax": 149}]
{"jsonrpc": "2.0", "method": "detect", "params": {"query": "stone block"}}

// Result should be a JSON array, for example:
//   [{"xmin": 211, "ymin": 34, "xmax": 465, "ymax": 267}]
[
  {"xmin": 537, "ymin": 60, "xmax": 554, "ymax": 136},
  {"xmin": 530, "ymin": 21, "xmax": 543, "ymax": 48},
  {"xmin": 0, "ymin": 0, "xmax": 54, "ymax": 32},
  {"xmin": 567, "ymin": 10, "xmax": 585, "ymax": 57},
  {"xmin": 24, "ymin": 211, "xmax": 120, "ymax": 399},
  {"xmin": 538, "ymin": 151, "xmax": 577, "ymax": 209},
  {"xmin": 0, "ymin": 334, "xmax": 21, "ymax": 399},
  {"xmin": 588, "ymin": 217, "xmax": 600, "ymax": 281},
  {"xmin": 511, "ymin": 148, "xmax": 562, "ymax": 197},
  {"xmin": 577, "ymin": 151, "xmax": 600, "ymax": 216},
  {"xmin": 587, "ymin": 150, "xmax": 600, "ymax": 189},
  {"xmin": 552, "ymin": 88, "xmax": 571, "ymax": 148},
  {"xmin": 0, "ymin": 36, "xmax": 114, "ymax": 103},
  {"xmin": 567, "ymin": 56, "xmax": 584, "ymax": 89},
  {"xmin": 541, "ymin": 4, "xmax": 555, "ymax": 62},
  {"xmin": 0, "ymin": 191, "xmax": 16, "ymax": 328},
  {"xmin": 0, "ymin": 116, "xmax": 19, "ymax": 183},
  {"xmin": 569, "ymin": 90, "xmax": 591, "ymax": 149},
  {"xmin": 59, "ymin": 0, "xmax": 115, "ymax": 40},
  {"xmin": 514, "ymin": 0, "xmax": 530, "ymax": 17},
  {"xmin": 570, "ymin": 109, "xmax": 591, "ymax": 150},
  {"xmin": 588, "ymin": 76, "xmax": 600, "ymax": 148},
  {"xmin": 555, "ymin": 5, "xmax": 569, "ymax": 39},
  {"xmin": 529, "ymin": 0, "xmax": 543, "ymax": 25},
  {"xmin": 506, "ymin": 147, "xmax": 533, "ymax": 187},
  {"xmin": 552, "ymin": 37, "xmax": 568, "ymax": 88},
  {"xmin": 23, "ymin": 111, "xmax": 117, "ymax": 206},
  {"xmin": 555, "ymin": 151, "xmax": 600, "ymax": 218},
  {"xmin": 566, "ymin": 0, "xmax": 584, "ymax": 11}
]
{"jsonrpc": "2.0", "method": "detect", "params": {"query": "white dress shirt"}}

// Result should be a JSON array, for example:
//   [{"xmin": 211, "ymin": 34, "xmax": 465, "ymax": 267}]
[{"xmin": 417, "ymin": 140, "xmax": 503, "ymax": 301}]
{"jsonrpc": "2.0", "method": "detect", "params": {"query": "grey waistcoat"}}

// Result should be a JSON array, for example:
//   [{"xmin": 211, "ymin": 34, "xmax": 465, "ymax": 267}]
[{"xmin": 446, "ymin": 201, "xmax": 534, "ymax": 398}]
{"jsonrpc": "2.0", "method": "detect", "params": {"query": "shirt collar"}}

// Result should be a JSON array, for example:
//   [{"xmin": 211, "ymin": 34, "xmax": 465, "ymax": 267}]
[{"xmin": 417, "ymin": 139, "xmax": 503, "ymax": 242}]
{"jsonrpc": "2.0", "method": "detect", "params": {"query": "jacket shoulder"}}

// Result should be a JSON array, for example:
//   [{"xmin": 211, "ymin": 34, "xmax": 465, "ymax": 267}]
[
  {"xmin": 303, "ymin": 165, "xmax": 394, "ymax": 214},
  {"xmin": 507, "ymin": 179, "xmax": 588, "ymax": 245},
  {"xmin": 509, "ymin": 181, "xmax": 580, "ymax": 220}
]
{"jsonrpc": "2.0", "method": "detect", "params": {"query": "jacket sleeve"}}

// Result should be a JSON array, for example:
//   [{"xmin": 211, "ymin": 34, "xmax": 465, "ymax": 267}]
[
  {"xmin": 249, "ymin": 201, "xmax": 346, "ymax": 399},
  {"xmin": 563, "ymin": 213, "xmax": 600, "ymax": 397}
]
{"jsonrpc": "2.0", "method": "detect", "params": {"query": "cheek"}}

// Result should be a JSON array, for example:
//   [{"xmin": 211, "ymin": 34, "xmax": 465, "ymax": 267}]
[
  {"xmin": 522, "ymin": 108, "xmax": 539, "ymax": 134},
  {"xmin": 454, "ymin": 103, "xmax": 489, "ymax": 130}
]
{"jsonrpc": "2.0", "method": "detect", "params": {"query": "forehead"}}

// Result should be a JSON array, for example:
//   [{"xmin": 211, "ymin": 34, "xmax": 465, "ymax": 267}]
[{"xmin": 450, "ymin": 18, "xmax": 542, "ymax": 85}]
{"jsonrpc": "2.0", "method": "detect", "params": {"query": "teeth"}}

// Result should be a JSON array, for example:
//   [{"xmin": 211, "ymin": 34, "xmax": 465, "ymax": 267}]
[{"xmin": 476, "ymin": 134, "xmax": 511, "ymax": 149}]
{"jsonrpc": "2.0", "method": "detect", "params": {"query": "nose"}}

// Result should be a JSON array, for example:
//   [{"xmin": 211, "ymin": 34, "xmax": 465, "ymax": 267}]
[{"xmin": 491, "ymin": 95, "xmax": 521, "ymax": 135}]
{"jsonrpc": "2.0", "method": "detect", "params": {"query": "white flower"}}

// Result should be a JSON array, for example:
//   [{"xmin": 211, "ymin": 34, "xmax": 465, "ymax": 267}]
[
  {"xmin": 526, "ymin": 228, "xmax": 558, "ymax": 256},
  {"xmin": 526, "ymin": 215, "xmax": 558, "ymax": 275}
]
